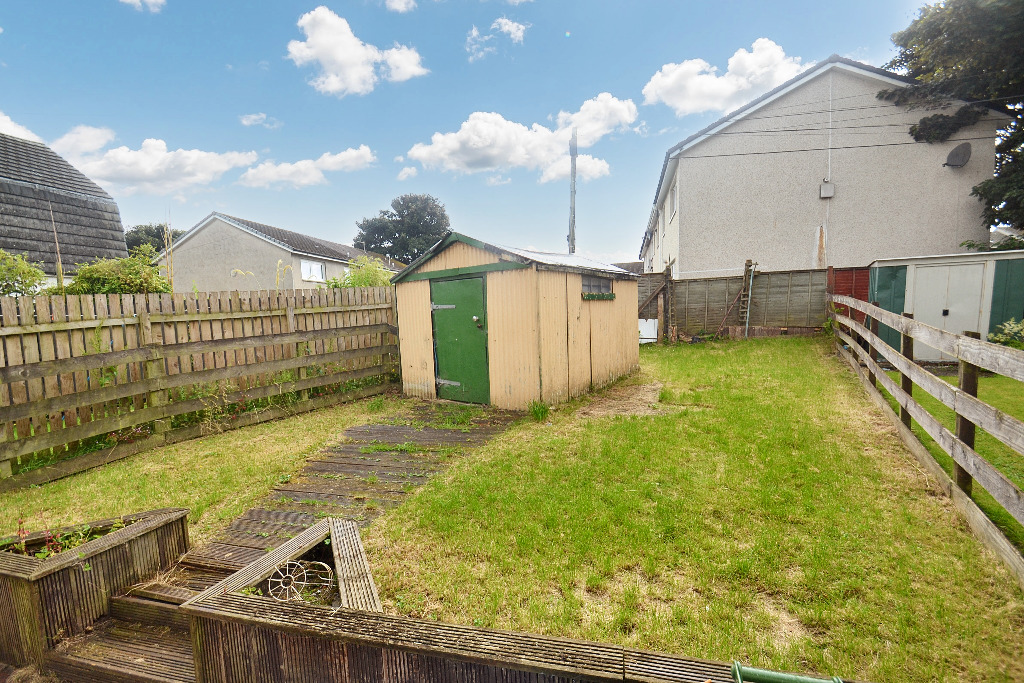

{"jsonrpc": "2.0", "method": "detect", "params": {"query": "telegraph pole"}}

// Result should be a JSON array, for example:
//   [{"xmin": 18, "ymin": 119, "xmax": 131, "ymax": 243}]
[{"xmin": 567, "ymin": 127, "xmax": 577, "ymax": 254}]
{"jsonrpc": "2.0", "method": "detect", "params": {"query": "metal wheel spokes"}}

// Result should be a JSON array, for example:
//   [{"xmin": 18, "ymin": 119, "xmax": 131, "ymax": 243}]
[
  {"xmin": 268, "ymin": 561, "xmax": 307, "ymax": 601},
  {"xmin": 266, "ymin": 560, "xmax": 335, "ymax": 603},
  {"xmin": 300, "ymin": 561, "xmax": 335, "ymax": 603}
]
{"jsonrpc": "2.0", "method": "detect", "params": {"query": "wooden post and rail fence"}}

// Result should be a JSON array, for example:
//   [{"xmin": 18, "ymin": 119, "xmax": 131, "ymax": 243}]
[
  {"xmin": 829, "ymin": 295, "xmax": 1024, "ymax": 587},
  {"xmin": 0, "ymin": 287, "xmax": 398, "ymax": 486}
]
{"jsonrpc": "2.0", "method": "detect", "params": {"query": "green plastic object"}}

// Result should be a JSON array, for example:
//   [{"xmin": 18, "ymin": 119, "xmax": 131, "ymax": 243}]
[{"xmin": 732, "ymin": 661, "xmax": 844, "ymax": 683}]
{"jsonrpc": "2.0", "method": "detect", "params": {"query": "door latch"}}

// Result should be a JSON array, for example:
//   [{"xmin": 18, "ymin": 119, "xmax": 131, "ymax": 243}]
[{"xmin": 431, "ymin": 303, "xmax": 456, "ymax": 310}]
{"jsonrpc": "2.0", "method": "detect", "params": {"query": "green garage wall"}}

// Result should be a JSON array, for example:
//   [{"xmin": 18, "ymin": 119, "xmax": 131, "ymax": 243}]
[
  {"xmin": 988, "ymin": 258, "xmax": 1024, "ymax": 336},
  {"xmin": 869, "ymin": 265, "xmax": 907, "ymax": 351}
]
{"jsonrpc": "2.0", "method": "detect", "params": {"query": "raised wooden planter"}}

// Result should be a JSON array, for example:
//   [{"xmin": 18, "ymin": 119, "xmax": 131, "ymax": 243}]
[
  {"xmin": 0, "ymin": 507, "xmax": 189, "ymax": 667},
  {"xmin": 181, "ymin": 518, "xmax": 735, "ymax": 683}
]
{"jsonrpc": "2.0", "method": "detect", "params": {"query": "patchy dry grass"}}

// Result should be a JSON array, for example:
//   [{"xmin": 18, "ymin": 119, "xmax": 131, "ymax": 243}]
[
  {"xmin": 364, "ymin": 337, "xmax": 1024, "ymax": 683},
  {"xmin": 0, "ymin": 394, "xmax": 408, "ymax": 544}
]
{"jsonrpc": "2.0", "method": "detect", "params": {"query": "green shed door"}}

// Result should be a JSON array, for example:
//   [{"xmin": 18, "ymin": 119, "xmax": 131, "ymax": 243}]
[
  {"xmin": 430, "ymin": 277, "xmax": 490, "ymax": 404},
  {"xmin": 989, "ymin": 258, "xmax": 1024, "ymax": 336},
  {"xmin": 869, "ymin": 265, "xmax": 907, "ymax": 350}
]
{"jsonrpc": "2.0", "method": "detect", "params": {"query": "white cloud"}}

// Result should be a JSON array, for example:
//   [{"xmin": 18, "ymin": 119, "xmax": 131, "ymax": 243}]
[
  {"xmin": 486, "ymin": 175, "xmax": 511, "ymax": 186},
  {"xmin": 506, "ymin": 0, "xmax": 532, "ymax": 4},
  {"xmin": 287, "ymin": 6, "xmax": 427, "ymax": 98},
  {"xmin": 407, "ymin": 92, "xmax": 637, "ymax": 183},
  {"xmin": 385, "ymin": 0, "xmax": 416, "ymax": 12},
  {"xmin": 397, "ymin": 166, "xmax": 418, "ymax": 181},
  {"xmin": 492, "ymin": 17, "xmax": 528, "ymax": 44},
  {"xmin": 239, "ymin": 145, "xmax": 375, "ymax": 188},
  {"xmin": 240, "ymin": 112, "xmax": 283, "ymax": 129},
  {"xmin": 67, "ymin": 137, "xmax": 257, "ymax": 195},
  {"xmin": 642, "ymin": 38, "xmax": 809, "ymax": 117},
  {"xmin": 51, "ymin": 125, "xmax": 116, "ymax": 157},
  {"xmin": 465, "ymin": 26, "xmax": 495, "ymax": 63},
  {"xmin": 119, "ymin": 0, "xmax": 166, "ymax": 13},
  {"xmin": 0, "ymin": 111, "xmax": 42, "ymax": 142}
]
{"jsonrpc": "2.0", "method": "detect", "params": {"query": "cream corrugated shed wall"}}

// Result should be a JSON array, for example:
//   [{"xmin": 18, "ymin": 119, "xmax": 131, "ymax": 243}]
[{"xmin": 395, "ymin": 280, "xmax": 434, "ymax": 398}]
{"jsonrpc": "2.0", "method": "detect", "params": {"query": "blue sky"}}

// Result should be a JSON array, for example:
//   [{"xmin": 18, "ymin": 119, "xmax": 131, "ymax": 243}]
[{"xmin": 0, "ymin": 0, "xmax": 926, "ymax": 264}]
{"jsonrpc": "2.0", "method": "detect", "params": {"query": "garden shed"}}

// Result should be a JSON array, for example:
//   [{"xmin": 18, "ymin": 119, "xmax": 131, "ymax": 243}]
[
  {"xmin": 392, "ymin": 233, "xmax": 639, "ymax": 409},
  {"xmin": 869, "ymin": 249, "xmax": 1024, "ymax": 360}
]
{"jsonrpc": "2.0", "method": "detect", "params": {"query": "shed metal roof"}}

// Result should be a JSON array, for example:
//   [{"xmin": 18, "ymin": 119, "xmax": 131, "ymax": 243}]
[
  {"xmin": 392, "ymin": 232, "xmax": 637, "ymax": 283},
  {"xmin": 0, "ymin": 132, "xmax": 126, "ymax": 276}
]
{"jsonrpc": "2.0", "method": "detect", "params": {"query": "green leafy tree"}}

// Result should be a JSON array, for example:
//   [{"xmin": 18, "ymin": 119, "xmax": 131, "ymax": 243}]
[
  {"xmin": 124, "ymin": 223, "xmax": 185, "ymax": 252},
  {"xmin": 324, "ymin": 255, "xmax": 394, "ymax": 288},
  {"xmin": 354, "ymin": 194, "xmax": 449, "ymax": 264},
  {"xmin": 63, "ymin": 244, "xmax": 172, "ymax": 295},
  {"xmin": 0, "ymin": 249, "xmax": 47, "ymax": 296},
  {"xmin": 879, "ymin": 0, "xmax": 1024, "ymax": 233},
  {"xmin": 961, "ymin": 234, "xmax": 1024, "ymax": 251}
]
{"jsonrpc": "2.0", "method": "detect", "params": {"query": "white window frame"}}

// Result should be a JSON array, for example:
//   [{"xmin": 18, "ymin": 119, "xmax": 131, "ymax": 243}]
[{"xmin": 300, "ymin": 259, "xmax": 326, "ymax": 282}]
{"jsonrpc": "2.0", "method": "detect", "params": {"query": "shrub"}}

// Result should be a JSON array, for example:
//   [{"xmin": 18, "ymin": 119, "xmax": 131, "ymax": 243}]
[
  {"xmin": 62, "ymin": 244, "xmax": 172, "ymax": 295},
  {"xmin": 0, "ymin": 249, "xmax": 46, "ymax": 296},
  {"xmin": 989, "ymin": 318, "xmax": 1024, "ymax": 350},
  {"xmin": 324, "ymin": 255, "xmax": 393, "ymax": 288}
]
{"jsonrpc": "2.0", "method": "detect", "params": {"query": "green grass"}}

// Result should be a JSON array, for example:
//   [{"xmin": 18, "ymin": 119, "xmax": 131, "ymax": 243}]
[
  {"xmin": 879, "ymin": 369, "xmax": 1024, "ymax": 551},
  {"xmin": 0, "ymin": 394, "xmax": 408, "ymax": 545},
  {"xmin": 364, "ymin": 337, "xmax": 1024, "ymax": 683}
]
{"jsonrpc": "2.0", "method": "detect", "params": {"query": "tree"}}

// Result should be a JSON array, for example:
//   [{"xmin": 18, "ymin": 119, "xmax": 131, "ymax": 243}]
[
  {"xmin": 324, "ymin": 255, "xmax": 394, "ymax": 288},
  {"xmin": 879, "ymin": 0, "xmax": 1024, "ymax": 234},
  {"xmin": 62, "ymin": 244, "xmax": 172, "ymax": 295},
  {"xmin": 354, "ymin": 194, "xmax": 450, "ymax": 264},
  {"xmin": 0, "ymin": 249, "xmax": 46, "ymax": 296},
  {"xmin": 124, "ymin": 223, "xmax": 185, "ymax": 253}
]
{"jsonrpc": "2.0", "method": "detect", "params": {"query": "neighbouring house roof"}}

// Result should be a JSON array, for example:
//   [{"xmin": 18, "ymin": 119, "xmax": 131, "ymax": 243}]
[
  {"xmin": 167, "ymin": 212, "xmax": 402, "ymax": 271},
  {"xmin": 612, "ymin": 261, "xmax": 644, "ymax": 275},
  {"xmin": 0, "ymin": 132, "xmax": 127, "ymax": 276},
  {"xmin": 392, "ymin": 232, "xmax": 638, "ymax": 283},
  {"xmin": 638, "ymin": 54, "xmax": 1009, "ymax": 259}
]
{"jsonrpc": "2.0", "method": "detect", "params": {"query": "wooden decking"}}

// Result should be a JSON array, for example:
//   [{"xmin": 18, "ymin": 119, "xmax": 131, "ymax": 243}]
[{"xmin": 162, "ymin": 402, "xmax": 515, "ymax": 581}]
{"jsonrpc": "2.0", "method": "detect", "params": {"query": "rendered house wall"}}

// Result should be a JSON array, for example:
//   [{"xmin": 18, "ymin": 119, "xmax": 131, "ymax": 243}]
[{"xmin": 646, "ymin": 65, "xmax": 1000, "ymax": 278}]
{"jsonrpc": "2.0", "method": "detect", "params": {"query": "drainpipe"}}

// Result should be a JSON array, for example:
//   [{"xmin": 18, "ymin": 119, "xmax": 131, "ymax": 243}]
[
  {"xmin": 744, "ymin": 263, "xmax": 757, "ymax": 339},
  {"xmin": 732, "ymin": 661, "xmax": 844, "ymax": 683}
]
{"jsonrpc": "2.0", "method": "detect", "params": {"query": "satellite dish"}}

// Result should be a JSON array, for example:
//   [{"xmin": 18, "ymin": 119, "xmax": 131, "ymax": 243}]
[{"xmin": 944, "ymin": 142, "xmax": 972, "ymax": 168}]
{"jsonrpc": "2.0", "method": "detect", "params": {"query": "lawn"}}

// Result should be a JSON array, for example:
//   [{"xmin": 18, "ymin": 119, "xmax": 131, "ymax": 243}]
[
  {"xmin": 0, "ymin": 394, "xmax": 407, "ymax": 545},
  {"xmin": 879, "ymin": 369, "xmax": 1024, "ymax": 551},
  {"xmin": 363, "ymin": 336, "xmax": 1024, "ymax": 683}
]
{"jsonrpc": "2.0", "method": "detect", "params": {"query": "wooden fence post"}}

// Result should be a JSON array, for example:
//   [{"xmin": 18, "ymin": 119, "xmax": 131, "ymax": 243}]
[
  {"xmin": 138, "ymin": 312, "xmax": 169, "ymax": 436},
  {"xmin": 285, "ymin": 306, "xmax": 309, "ymax": 402},
  {"xmin": 955, "ymin": 330, "xmax": 980, "ymax": 496},
  {"xmin": 866, "ymin": 301, "xmax": 879, "ymax": 387},
  {"xmin": 900, "ymin": 313, "xmax": 914, "ymax": 428},
  {"xmin": 0, "ymin": 433, "xmax": 10, "ymax": 478}
]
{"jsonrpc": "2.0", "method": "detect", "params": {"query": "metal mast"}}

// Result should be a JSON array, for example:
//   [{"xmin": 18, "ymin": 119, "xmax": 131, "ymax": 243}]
[{"xmin": 568, "ymin": 127, "xmax": 577, "ymax": 254}]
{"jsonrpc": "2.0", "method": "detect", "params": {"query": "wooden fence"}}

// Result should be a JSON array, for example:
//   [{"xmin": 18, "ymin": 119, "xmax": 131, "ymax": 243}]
[
  {"xmin": 830, "ymin": 295, "xmax": 1024, "ymax": 587},
  {"xmin": 0, "ymin": 288, "xmax": 398, "ymax": 483},
  {"xmin": 639, "ymin": 267, "xmax": 830, "ymax": 337}
]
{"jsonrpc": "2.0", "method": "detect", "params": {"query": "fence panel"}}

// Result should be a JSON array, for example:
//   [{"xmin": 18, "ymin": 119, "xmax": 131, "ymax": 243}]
[
  {"xmin": 0, "ymin": 288, "xmax": 398, "ymax": 480},
  {"xmin": 638, "ymin": 268, "xmax": 831, "ymax": 335}
]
